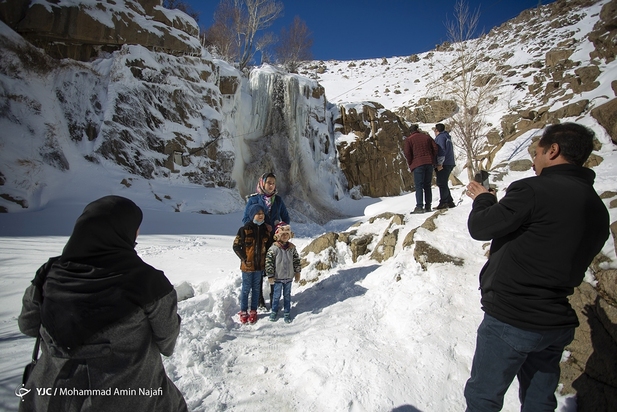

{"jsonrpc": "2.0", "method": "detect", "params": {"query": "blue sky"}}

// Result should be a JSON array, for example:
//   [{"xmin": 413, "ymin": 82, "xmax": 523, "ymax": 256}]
[{"xmin": 186, "ymin": 0, "xmax": 555, "ymax": 61}]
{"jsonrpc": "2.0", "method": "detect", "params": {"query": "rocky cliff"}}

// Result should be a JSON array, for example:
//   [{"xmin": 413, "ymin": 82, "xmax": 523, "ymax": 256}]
[{"xmin": 0, "ymin": 0, "xmax": 200, "ymax": 60}]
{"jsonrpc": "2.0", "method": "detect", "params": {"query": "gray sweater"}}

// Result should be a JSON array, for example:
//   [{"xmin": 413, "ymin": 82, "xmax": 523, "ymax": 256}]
[{"xmin": 265, "ymin": 242, "xmax": 301, "ymax": 282}]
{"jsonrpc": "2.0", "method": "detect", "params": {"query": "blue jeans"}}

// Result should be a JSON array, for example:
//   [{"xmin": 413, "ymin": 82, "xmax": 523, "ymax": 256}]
[
  {"xmin": 240, "ymin": 271, "xmax": 263, "ymax": 311},
  {"xmin": 271, "ymin": 281, "xmax": 292, "ymax": 313},
  {"xmin": 464, "ymin": 314, "xmax": 575, "ymax": 412},
  {"xmin": 413, "ymin": 164, "xmax": 433, "ymax": 209},
  {"xmin": 436, "ymin": 164, "xmax": 454, "ymax": 204}
]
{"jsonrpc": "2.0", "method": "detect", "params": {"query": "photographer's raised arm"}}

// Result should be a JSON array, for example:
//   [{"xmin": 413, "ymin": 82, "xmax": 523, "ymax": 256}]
[{"xmin": 467, "ymin": 182, "xmax": 534, "ymax": 241}]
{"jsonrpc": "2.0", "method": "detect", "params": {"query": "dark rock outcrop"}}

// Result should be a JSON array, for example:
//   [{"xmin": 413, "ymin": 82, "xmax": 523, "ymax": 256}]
[
  {"xmin": 334, "ymin": 103, "xmax": 414, "ymax": 197},
  {"xmin": 0, "ymin": 0, "xmax": 200, "ymax": 61},
  {"xmin": 591, "ymin": 98, "xmax": 617, "ymax": 144}
]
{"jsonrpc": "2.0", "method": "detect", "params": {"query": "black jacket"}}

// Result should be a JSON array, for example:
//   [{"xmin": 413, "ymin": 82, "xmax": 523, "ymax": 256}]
[{"xmin": 468, "ymin": 164, "xmax": 609, "ymax": 330}]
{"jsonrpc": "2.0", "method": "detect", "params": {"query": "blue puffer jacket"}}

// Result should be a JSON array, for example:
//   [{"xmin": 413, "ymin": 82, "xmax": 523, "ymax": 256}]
[{"xmin": 242, "ymin": 194, "xmax": 290, "ymax": 227}]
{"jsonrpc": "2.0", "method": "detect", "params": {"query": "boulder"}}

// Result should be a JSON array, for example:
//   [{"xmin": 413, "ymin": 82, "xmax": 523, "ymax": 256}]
[
  {"xmin": 301, "ymin": 232, "xmax": 339, "ymax": 256},
  {"xmin": 546, "ymin": 99, "xmax": 589, "ymax": 123},
  {"xmin": 412, "ymin": 241, "xmax": 464, "ymax": 271},
  {"xmin": 591, "ymin": 98, "xmax": 617, "ymax": 144},
  {"xmin": 568, "ymin": 65, "xmax": 601, "ymax": 94},
  {"xmin": 509, "ymin": 159, "xmax": 533, "ymax": 172},
  {"xmin": 588, "ymin": 0, "xmax": 617, "ymax": 62},
  {"xmin": 398, "ymin": 99, "xmax": 458, "ymax": 124},
  {"xmin": 545, "ymin": 48, "xmax": 574, "ymax": 68}
]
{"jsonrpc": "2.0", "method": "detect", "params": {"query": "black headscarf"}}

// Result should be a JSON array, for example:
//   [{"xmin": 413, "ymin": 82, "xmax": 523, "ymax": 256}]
[{"xmin": 33, "ymin": 196, "xmax": 173, "ymax": 352}]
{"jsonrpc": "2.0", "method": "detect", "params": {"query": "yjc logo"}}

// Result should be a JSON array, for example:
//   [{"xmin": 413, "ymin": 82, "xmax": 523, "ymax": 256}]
[{"xmin": 15, "ymin": 385, "xmax": 31, "ymax": 402}]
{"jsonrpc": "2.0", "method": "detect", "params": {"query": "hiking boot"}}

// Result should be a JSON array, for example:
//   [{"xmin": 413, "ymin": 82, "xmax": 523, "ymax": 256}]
[
  {"xmin": 411, "ymin": 207, "xmax": 425, "ymax": 214},
  {"xmin": 284, "ymin": 313, "xmax": 292, "ymax": 324},
  {"xmin": 425, "ymin": 207, "xmax": 432, "ymax": 213},
  {"xmin": 435, "ymin": 203, "xmax": 448, "ymax": 210},
  {"xmin": 269, "ymin": 312, "xmax": 278, "ymax": 322},
  {"xmin": 447, "ymin": 202, "xmax": 456, "ymax": 208},
  {"xmin": 248, "ymin": 310, "xmax": 258, "ymax": 324},
  {"xmin": 239, "ymin": 311, "xmax": 249, "ymax": 324}
]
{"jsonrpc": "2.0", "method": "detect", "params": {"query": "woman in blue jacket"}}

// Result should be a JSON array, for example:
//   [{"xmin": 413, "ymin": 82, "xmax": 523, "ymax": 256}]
[
  {"xmin": 242, "ymin": 172, "xmax": 290, "ymax": 309},
  {"xmin": 242, "ymin": 172, "xmax": 290, "ymax": 228}
]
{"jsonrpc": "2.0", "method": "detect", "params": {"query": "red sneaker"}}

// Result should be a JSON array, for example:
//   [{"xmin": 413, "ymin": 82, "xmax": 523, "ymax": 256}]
[
  {"xmin": 239, "ymin": 311, "xmax": 249, "ymax": 324},
  {"xmin": 248, "ymin": 310, "xmax": 258, "ymax": 324}
]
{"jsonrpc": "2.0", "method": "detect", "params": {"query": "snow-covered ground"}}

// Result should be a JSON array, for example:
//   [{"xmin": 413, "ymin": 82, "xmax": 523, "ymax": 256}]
[
  {"xmin": 1, "ymin": 0, "xmax": 617, "ymax": 410},
  {"xmin": 4, "ymin": 174, "xmax": 615, "ymax": 410}
]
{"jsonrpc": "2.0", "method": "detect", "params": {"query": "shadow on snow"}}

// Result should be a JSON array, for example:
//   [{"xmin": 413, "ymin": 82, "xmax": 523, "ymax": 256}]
[{"xmin": 292, "ymin": 264, "xmax": 379, "ymax": 316}]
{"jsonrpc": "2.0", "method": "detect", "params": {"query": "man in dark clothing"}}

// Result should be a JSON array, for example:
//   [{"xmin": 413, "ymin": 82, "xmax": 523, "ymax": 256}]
[
  {"xmin": 464, "ymin": 123, "xmax": 610, "ymax": 412},
  {"xmin": 403, "ymin": 124, "xmax": 438, "ymax": 213},
  {"xmin": 433, "ymin": 123, "xmax": 456, "ymax": 209}
]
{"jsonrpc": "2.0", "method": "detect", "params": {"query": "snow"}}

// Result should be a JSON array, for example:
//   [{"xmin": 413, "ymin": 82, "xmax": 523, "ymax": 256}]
[
  {"xmin": 5, "ymin": 185, "xmax": 609, "ymax": 411},
  {"xmin": 1, "ymin": 0, "xmax": 617, "ymax": 410}
]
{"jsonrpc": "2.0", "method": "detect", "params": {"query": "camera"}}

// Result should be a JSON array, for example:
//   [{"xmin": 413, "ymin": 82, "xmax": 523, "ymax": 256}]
[{"xmin": 474, "ymin": 170, "xmax": 490, "ymax": 190}]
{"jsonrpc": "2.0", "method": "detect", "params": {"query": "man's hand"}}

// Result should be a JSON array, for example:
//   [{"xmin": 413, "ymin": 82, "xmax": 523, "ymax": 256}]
[
  {"xmin": 268, "ymin": 277, "xmax": 275, "ymax": 285},
  {"xmin": 437, "ymin": 165, "xmax": 444, "ymax": 171},
  {"xmin": 294, "ymin": 273, "xmax": 301, "ymax": 283},
  {"xmin": 466, "ymin": 181, "xmax": 490, "ymax": 199}
]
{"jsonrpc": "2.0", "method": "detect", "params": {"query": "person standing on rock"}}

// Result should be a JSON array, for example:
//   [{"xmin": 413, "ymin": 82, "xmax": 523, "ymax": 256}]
[
  {"xmin": 433, "ymin": 123, "xmax": 456, "ymax": 209},
  {"xmin": 463, "ymin": 122, "xmax": 610, "ymax": 412},
  {"xmin": 403, "ymin": 124, "xmax": 439, "ymax": 213}
]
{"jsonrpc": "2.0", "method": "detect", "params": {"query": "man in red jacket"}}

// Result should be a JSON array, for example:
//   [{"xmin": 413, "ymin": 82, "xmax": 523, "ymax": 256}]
[
  {"xmin": 403, "ymin": 124, "xmax": 439, "ymax": 213},
  {"xmin": 464, "ymin": 123, "xmax": 610, "ymax": 412}
]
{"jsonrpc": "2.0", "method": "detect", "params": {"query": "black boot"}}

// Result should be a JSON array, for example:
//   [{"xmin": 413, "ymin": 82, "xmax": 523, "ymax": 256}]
[{"xmin": 257, "ymin": 280, "xmax": 266, "ymax": 310}]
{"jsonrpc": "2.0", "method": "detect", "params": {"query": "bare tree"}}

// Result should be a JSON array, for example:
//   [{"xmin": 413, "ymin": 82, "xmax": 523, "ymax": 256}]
[
  {"xmin": 202, "ymin": 1, "xmax": 240, "ymax": 61},
  {"xmin": 204, "ymin": 0, "xmax": 283, "ymax": 69},
  {"xmin": 275, "ymin": 16, "xmax": 313, "ymax": 73},
  {"xmin": 238, "ymin": 0, "xmax": 283, "ymax": 69},
  {"xmin": 433, "ymin": 0, "xmax": 501, "ymax": 180}
]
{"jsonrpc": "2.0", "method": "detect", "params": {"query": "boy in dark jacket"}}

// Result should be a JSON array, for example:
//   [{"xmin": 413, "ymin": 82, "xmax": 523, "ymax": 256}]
[{"xmin": 233, "ymin": 204, "xmax": 272, "ymax": 324}]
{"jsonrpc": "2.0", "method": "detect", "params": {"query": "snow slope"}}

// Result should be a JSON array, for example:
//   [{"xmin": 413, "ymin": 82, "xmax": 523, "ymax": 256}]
[{"xmin": 1, "ymin": 0, "xmax": 617, "ymax": 411}]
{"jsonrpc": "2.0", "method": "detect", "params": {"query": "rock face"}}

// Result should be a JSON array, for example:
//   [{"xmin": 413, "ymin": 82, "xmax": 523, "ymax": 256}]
[
  {"xmin": 562, "ymin": 269, "xmax": 617, "ymax": 412},
  {"xmin": 397, "ymin": 98, "xmax": 458, "ymax": 124},
  {"xmin": 334, "ymin": 103, "xmax": 415, "ymax": 197},
  {"xmin": 588, "ymin": 0, "xmax": 617, "ymax": 62},
  {"xmin": 591, "ymin": 98, "xmax": 617, "ymax": 145},
  {"xmin": 558, "ymin": 213, "xmax": 617, "ymax": 411},
  {"xmin": 0, "ymin": 0, "xmax": 200, "ymax": 61}
]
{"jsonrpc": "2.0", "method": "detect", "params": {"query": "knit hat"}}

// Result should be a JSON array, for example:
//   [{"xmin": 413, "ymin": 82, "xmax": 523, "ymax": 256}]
[
  {"xmin": 273, "ymin": 222, "xmax": 293, "ymax": 241},
  {"xmin": 248, "ymin": 204, "xmax": 265, "ymax": 220}
]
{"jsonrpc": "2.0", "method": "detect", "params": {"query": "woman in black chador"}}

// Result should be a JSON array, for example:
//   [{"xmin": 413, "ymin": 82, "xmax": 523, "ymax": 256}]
[{"xmin": 18, "ymin": 195, "xmax": 187, "ymax": 411}]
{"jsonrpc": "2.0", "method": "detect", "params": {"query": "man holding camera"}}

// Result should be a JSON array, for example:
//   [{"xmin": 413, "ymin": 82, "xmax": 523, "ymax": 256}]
[{"xmin": 464, "ymin": 123, "xmax": 610, "ymax": 412}]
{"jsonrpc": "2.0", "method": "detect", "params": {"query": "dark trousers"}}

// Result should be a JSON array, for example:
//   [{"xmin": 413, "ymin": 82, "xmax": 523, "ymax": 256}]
[
  {"xmin": 436, "ymin": 164, "xmax": 454, "ymax": 204},
  {"xmin": 413, "ymin": 164, "xmax": 433, "ymax": 209},
  {"xmin": 464, "ymin": 314, "xmax": 575, "ymax": 412}
]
